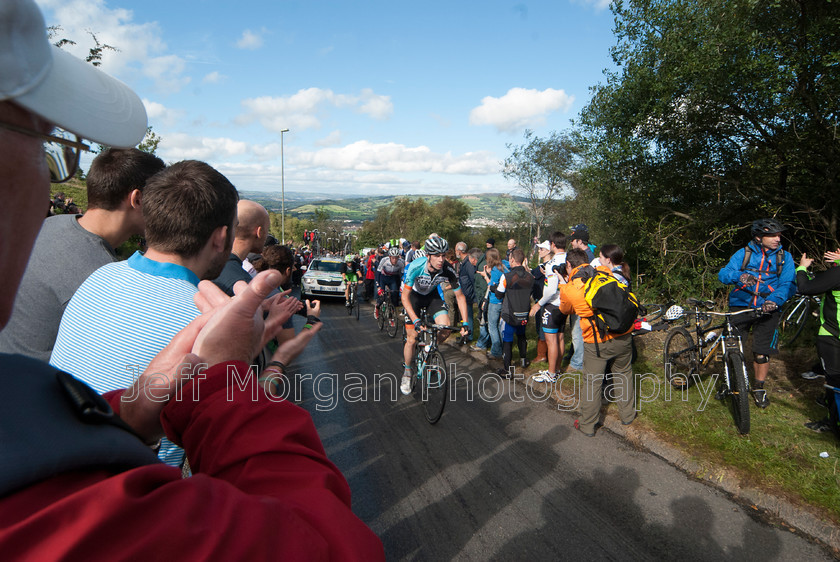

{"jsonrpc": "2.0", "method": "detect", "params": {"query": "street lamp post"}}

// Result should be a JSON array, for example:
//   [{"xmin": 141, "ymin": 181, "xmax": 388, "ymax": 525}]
[{"xmin": 280, "ymin": 128, "xmax": 289, "ymax": 245}]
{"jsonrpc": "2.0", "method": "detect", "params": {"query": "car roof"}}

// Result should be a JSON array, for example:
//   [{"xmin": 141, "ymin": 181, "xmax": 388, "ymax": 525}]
[{"xmin": 313, "ymin": 257, "xmax": 342, "ymax": 263}]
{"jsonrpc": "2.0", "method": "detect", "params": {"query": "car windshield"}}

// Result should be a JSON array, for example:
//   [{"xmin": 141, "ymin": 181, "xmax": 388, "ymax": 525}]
[{"xmin": 308, "ymin": 260, "xmax": 343, "ymax": 272}]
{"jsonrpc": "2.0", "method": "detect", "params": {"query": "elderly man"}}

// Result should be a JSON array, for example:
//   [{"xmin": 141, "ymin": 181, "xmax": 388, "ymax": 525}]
[
  {"xmin": 0, "ymin": 1, "xmax": 382, "ymax": 557},
  {"xmin": 455, "ymin": 241, "xmax": 476, "ymax": 344}
]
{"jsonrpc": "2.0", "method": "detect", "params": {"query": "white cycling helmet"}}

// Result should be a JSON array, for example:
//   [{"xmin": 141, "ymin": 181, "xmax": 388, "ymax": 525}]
[
  {"xmin": 388, "ymin": 247, "xmax": 401, "ymax": 257},
  {"xmin": 664, "ymin": 305, "xmax": 685, "ymax": 321},
  {"xmin": 414, "ymin": 249, "xmax": 426, "ymax": 258}
]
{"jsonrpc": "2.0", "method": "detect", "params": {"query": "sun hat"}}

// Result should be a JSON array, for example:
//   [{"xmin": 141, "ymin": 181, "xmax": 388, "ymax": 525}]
[{"xmin": 0, "ymin": 0, "xmax": 147, "ymax": 147}]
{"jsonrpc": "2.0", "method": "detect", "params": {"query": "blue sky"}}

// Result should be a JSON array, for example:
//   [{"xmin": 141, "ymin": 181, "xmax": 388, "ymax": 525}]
[{"xmin": 37, "ymin": 0, "xmax": 616, "ymax": 196}]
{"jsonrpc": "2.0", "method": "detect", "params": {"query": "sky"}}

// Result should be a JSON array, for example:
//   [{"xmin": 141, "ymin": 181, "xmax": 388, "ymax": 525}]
[{"xmin": 37, "ymin": 0, "xmax": 617, "ymax": 197}]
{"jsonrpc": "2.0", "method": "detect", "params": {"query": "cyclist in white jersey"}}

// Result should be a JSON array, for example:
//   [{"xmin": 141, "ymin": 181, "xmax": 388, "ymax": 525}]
[
  {"xmin": 529, "ymin": 236, "xmax": 568, "ymax": 383},
  {"xmin": 400, "ymin": 237, "xmax": 468, "ymax": 395}
]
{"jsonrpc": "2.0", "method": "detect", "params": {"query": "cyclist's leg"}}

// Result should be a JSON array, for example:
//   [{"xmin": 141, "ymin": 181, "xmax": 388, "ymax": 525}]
[
  {"xmin": 750, "ymin": 309, "xmax": 781, "ymax": 407},
  {"xmin": 429, "ymin": 298, "xmax": 451, "ymax": 343}
]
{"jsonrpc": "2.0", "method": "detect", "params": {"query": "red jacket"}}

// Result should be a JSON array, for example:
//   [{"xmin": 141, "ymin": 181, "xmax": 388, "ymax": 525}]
[{"xmin": 0, "ymin": 361, "xmax": 384, "ymax": 561}]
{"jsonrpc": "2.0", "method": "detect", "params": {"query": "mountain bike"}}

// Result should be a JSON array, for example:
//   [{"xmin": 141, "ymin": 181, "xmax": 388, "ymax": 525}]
[
  {"xmin": 376, "ymin": 287, "xmax": 398, "ymax": 337},
  {"xmin": 411, "ymin": 310, "xmax": 455, "ymax": 424},
  {"xmin": 778, "ymin": 293, "xmax": 820, "ymax": 347},
  {"xmin": 346, "ymin": 281, "xmax": 359, "ymax": 320},
  {"xmin": 662, "ymin": 299, "xmax": 764, "ymax": 434}
]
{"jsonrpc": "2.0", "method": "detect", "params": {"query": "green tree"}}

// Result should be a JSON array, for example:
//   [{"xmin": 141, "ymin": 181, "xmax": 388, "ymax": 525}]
[
  {"xmin": 503, "ymin": 130, "xmax": 581, "ymax": 244},
  {"xmin": 577, "ymin": 0, "xmax": 840, "ymax": 297}
]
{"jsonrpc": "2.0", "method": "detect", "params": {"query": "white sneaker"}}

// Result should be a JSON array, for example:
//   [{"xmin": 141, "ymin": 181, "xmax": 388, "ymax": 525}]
[
  {"xmin": 531, "ymin": 370, "xmax": 557, "ymax": 383},
  {"xmin": 400, "ymin": 375, "xmax": 412, "ymax": 395}
]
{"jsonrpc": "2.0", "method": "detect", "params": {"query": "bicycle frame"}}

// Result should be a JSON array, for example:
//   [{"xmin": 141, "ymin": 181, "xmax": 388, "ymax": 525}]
[{"xmin": 684, "ymin": 303, "xmax": 756, "ymax": 392}]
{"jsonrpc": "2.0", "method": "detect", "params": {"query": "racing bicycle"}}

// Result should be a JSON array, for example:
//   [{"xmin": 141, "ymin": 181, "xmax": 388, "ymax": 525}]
[
  {"xmin": 662, "ymin": 298, "xmax": 764, "ymax": 434},
  {"xmin": 410, "ymin": 309, "xmax": 455, "ymax": 424},
  {"xmin": 376, "ymin": 286, "xmax": 399, "ymax": 337},
  {"xmin": 346, "ymin": 281, "xmax": 360, "ymax": 320}
]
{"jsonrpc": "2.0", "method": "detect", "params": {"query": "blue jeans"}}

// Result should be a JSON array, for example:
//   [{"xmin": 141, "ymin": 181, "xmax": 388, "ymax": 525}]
[
  {"xmin": 571, "ymin": 315, "xmax": 584, "ymax": 370},
  {"xmin": 463, "ymin": 302, "xmax": 474, "ymax": 341},
  {"xmin": 488, "ymin": 301, "xmax": 503, "ymax": 357}
]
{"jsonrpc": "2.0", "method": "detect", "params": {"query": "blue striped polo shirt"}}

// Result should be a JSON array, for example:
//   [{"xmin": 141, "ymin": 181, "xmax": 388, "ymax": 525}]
[{"xmin": 50, "ymin": 251, "xmax": 201, "ymax": 467}]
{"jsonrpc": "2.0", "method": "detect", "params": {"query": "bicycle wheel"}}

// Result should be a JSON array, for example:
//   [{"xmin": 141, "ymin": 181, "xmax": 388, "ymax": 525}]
[
  {"xmin": 354, "ymin": 289, "xmax": 360, "ymax": 321},
  {"xmin": 401, "ymin": 313, "xmax": 407, "ymax": 344},
  {"xmin": 778, "ymin": 296, "xmax": 809, "ymax": 347},
  {"xmin": 376, "ymin": 302, "xmax": 385, "ymax": 331},
  {"xmin": 421, "ymin": 350, "xmax": 448, "ymax": 424},
  {"xmin": 663, "ymin": 327, "xmax": 699, "ymax": 388},
  {"xmin": 386, "ymin": 303, "xmax": 398, "ymax": 338},
  {"xmin": 725, "ymin": 351, "xmax": 750, "ymax": 434},
  {"xmin": 641, "ymin": 303, "xmax": 666, "ymax": 322}
]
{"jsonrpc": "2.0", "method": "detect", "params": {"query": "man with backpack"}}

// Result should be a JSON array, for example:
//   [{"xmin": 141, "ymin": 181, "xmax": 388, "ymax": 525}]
[
  {"xmin": 495, "ymin": 249, "xmax": 534, "ymax": 377},
  {"xmin": 718, "ymin": 218, "xmax": 795, "ymax": 409},
  {"xmin": 559, "ymin": 249, "xmax": 638, "ymax": 436}
]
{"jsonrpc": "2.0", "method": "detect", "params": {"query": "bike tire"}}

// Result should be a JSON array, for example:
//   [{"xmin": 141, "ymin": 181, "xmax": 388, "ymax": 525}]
[
  {"xmin": 401, "ymin": 314, "xmax": 407, "ymax": 344},
  {"xmin": 354, "ymin": 290, "xmax": 360, "ymax": 321},
  {"xmin": 641, "ymin": 303, "xmax": 666, "ymax": 322},
  {"xmin": 421, "ymin": 350, "xmax": 448, "ymax": 424},
  {"xmin": 376, "ymin": 302, "xmax": 385, "ymax": 331},
  {"xmin": 663, "ymin": 326, "xmax": 699, "ymax": 388},
  {"xmin": 386, "ymin": 304, "xmax": 397, "ymax": 338},
  {"xmin": 725, "ymin": 351, "xmax": 750, "ymax": 434},
  {"xmin": 778, "ymin": 296, "xmax": 809, "ymax": 348}
]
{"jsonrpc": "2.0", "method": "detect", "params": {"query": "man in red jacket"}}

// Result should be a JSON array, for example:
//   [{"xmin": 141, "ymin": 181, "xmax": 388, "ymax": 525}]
[{"xmin": 0, "ymin": 1, "xmax": 383, "ymax": 559}]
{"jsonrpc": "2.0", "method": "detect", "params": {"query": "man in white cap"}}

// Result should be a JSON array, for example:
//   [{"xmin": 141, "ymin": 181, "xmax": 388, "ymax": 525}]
[{"xmin": 0, "ymin": 1, "xmax": 383, "ymax": 558}]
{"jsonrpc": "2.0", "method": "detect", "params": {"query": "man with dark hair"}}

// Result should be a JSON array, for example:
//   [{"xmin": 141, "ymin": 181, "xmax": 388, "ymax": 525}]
[
  {"xmin": 495, "ymin": 248, "xmax": 533, "ymax": 376},
  {"xmin": 559, "ymin": 248, "xmax": 636, "ymax": 436},
  {"xmin": 50, "ymin": 159, "xmax": 248, "ymax": 466},
  {"xmin": 0, "ymin": 2, "xmax": 382, "ymax": 556},
  {"xmin": 0, "ymin": 148, "xmax": 163, "ymax": 362},
  {"xmin": 455, "ymin": 242, "xmax": 475, "ymax": 344}
]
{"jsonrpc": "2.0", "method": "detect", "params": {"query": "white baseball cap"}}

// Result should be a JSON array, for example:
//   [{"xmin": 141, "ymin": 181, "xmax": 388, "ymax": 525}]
[
  {"xmin": 536, "ymin": 240, "xmax": 551, "ymax": 250},
  {"xmin": 0, "ymin": 0, "xmax": 147, "ymax": 147}
]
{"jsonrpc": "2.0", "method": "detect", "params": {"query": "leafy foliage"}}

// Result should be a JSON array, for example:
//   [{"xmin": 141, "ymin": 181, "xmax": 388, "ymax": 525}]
[
  {"xmin": 357, "ymin": 196, "xmax": 471, "ymax": 248},
  {"xmin": 575, "ymin": 0, "xmax": 840, "ymax": 299}
]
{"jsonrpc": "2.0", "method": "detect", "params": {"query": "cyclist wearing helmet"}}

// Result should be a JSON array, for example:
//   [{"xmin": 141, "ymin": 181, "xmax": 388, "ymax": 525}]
[
  {"xmin": 376, "ymin": 246, "xmax": 405, "ymax": 313},
  {"xmin": 341, "ymin": 253, "xmax": 361, "ymax": 307},
  {"xmin": 718, "ymin": 218, "xmax": 796, "ymax": 408},
  {"xmin": 400, "ymin": 236, "xmax": 469, "ymax": 395}
]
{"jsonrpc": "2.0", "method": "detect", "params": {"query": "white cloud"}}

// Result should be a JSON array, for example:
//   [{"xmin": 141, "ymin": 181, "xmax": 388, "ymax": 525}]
[
  {"xmin": 202, "ymin": 71, "xmax": 225, "ymax": 84},
  {"xmin": 160, "ymin": 133, "xmax": 248, "ymax": 161},
  {"xmin": 142, "ymin": 99, "xmax": 181, "ymax": 127},
  {"xmin": 38, "ymin": 0, "xmax": 190, "ymax": 93},
  {"xmin": 239, "ymin": 88, "xmax": 393, "ymax": 133},
  {"xmin": 236, "ymin": 29, "xmax": 264, "ymax": 50},
  {"xmin": 469, "ymin": 87, "xmax": 574, "ymax": 133},
  {"xmin": 574, "ymin": 0, "xmax": 613, "ymax": 11},
  {"xmin": 315, "ymin": 131, "xmax": 343, "ymax": 147},
  {"xmin": 295, "ymin": 141, "xmax": 498, "ymax": 175}
]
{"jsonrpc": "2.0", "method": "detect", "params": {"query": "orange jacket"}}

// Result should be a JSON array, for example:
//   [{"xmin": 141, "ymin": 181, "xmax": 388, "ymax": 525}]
[{"xmin": 558, "ymin": 264, "xmax": 632, "ymax": 343}]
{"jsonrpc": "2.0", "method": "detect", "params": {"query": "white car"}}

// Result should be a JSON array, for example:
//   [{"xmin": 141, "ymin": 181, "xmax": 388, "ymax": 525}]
[{"xmin": 300, "ymin": 257, "xmax": 346, "ymax": 299}]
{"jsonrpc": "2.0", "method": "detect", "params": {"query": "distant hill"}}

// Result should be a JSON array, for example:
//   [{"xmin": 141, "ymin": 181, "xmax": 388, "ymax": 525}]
[{"xmin": 241, "ymin": 191, "xmax": 528, "ymax": 223}]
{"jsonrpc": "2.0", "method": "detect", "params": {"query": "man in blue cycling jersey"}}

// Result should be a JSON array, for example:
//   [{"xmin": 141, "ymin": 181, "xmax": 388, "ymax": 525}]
[
  {"xmin": 718, "ymin": 218, "xmax": 795, "ymax": 408},
  {"xmin": 400, "ymin": 236, "xmax": 469, "ymax": 395}
]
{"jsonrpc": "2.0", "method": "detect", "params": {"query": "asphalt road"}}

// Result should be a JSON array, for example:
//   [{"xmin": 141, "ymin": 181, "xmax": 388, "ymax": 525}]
[{"xmin": 291, "ymin": 298, "xmax": 833, "ymax": 561}]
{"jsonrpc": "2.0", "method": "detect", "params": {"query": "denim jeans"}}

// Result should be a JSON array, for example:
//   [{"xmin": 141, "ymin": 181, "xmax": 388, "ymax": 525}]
[
  {"xmin": 488, "ymin": 301, "xmax": 503, "ymax": 357},
  {"xmin": 463, "ymin": 302, "xmax": 474, "ymax": 341},
  {"xmin": 571, "ymin": 314, "xmax": 584, "ymax": 370}
]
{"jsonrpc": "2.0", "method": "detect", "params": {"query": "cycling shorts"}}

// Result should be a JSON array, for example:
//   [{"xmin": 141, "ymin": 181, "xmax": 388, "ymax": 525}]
[
  {"xmin": 345, "ymin": 273, "xmax": 359, "ymax": 283},
  {"xmin": 405, "ymin": 291, "xmax": 449, "ymax": 327},
  {"xmin": 539, "ymin": 304, "xmax": 566, "ymax": 334},
  {"xmin": 730, "ymin": 306, "xmax": 781, "ymax": 355}
]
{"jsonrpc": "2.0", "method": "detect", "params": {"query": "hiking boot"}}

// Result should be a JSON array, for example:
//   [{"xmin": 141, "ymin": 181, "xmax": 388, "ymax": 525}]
[
  {"xmin": 801, "ymin": 370, "xmax": 825, "ymax": 380},
  {"xmin": 496, "ymin": 367, "xmax": 513, "ymax": 379},
  {"xmin": 816, "ymin": 395, "xmax": 828, "ymax": 409},
  {"xmin": 469, "ymin": 344, "xmax": 488, "ymax": 353},
  {"xmin": 520, "ymin": 358, "xmax": 529, "ymax": 368},
  {"xmin": 804, "ymin": 418, "xmax": 832, "ymax": 433},
  {"xmin": 714, "ymin": 386, "xmax": 727, "ymax": 401},
  {"xmin": 400, "ymin": 375, "xmax": 412, "ymax": 395},
  {"xmin": 753, "ymin": 389, "xmax": 770, "ymax": 409}
]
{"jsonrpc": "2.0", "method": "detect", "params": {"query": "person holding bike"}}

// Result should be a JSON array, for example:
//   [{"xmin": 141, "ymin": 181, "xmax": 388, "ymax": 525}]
[
  {"xmin": 718, "ymin": 218, "xmax": 795, "ymax": 408},
  {"xmin": 401, "ymin": 237, "xmax": 469, "ymax": 395},
  {"xmin": 376, "ymin": 246, "xmax": 404, "ymax": 317},
  {"xmin": 341, "ymin": 253, "xmax": 361, "ymax": 308},
  {"xmin": 796, "ymin": 249, "xmax": 840, "ymax": 437}
]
